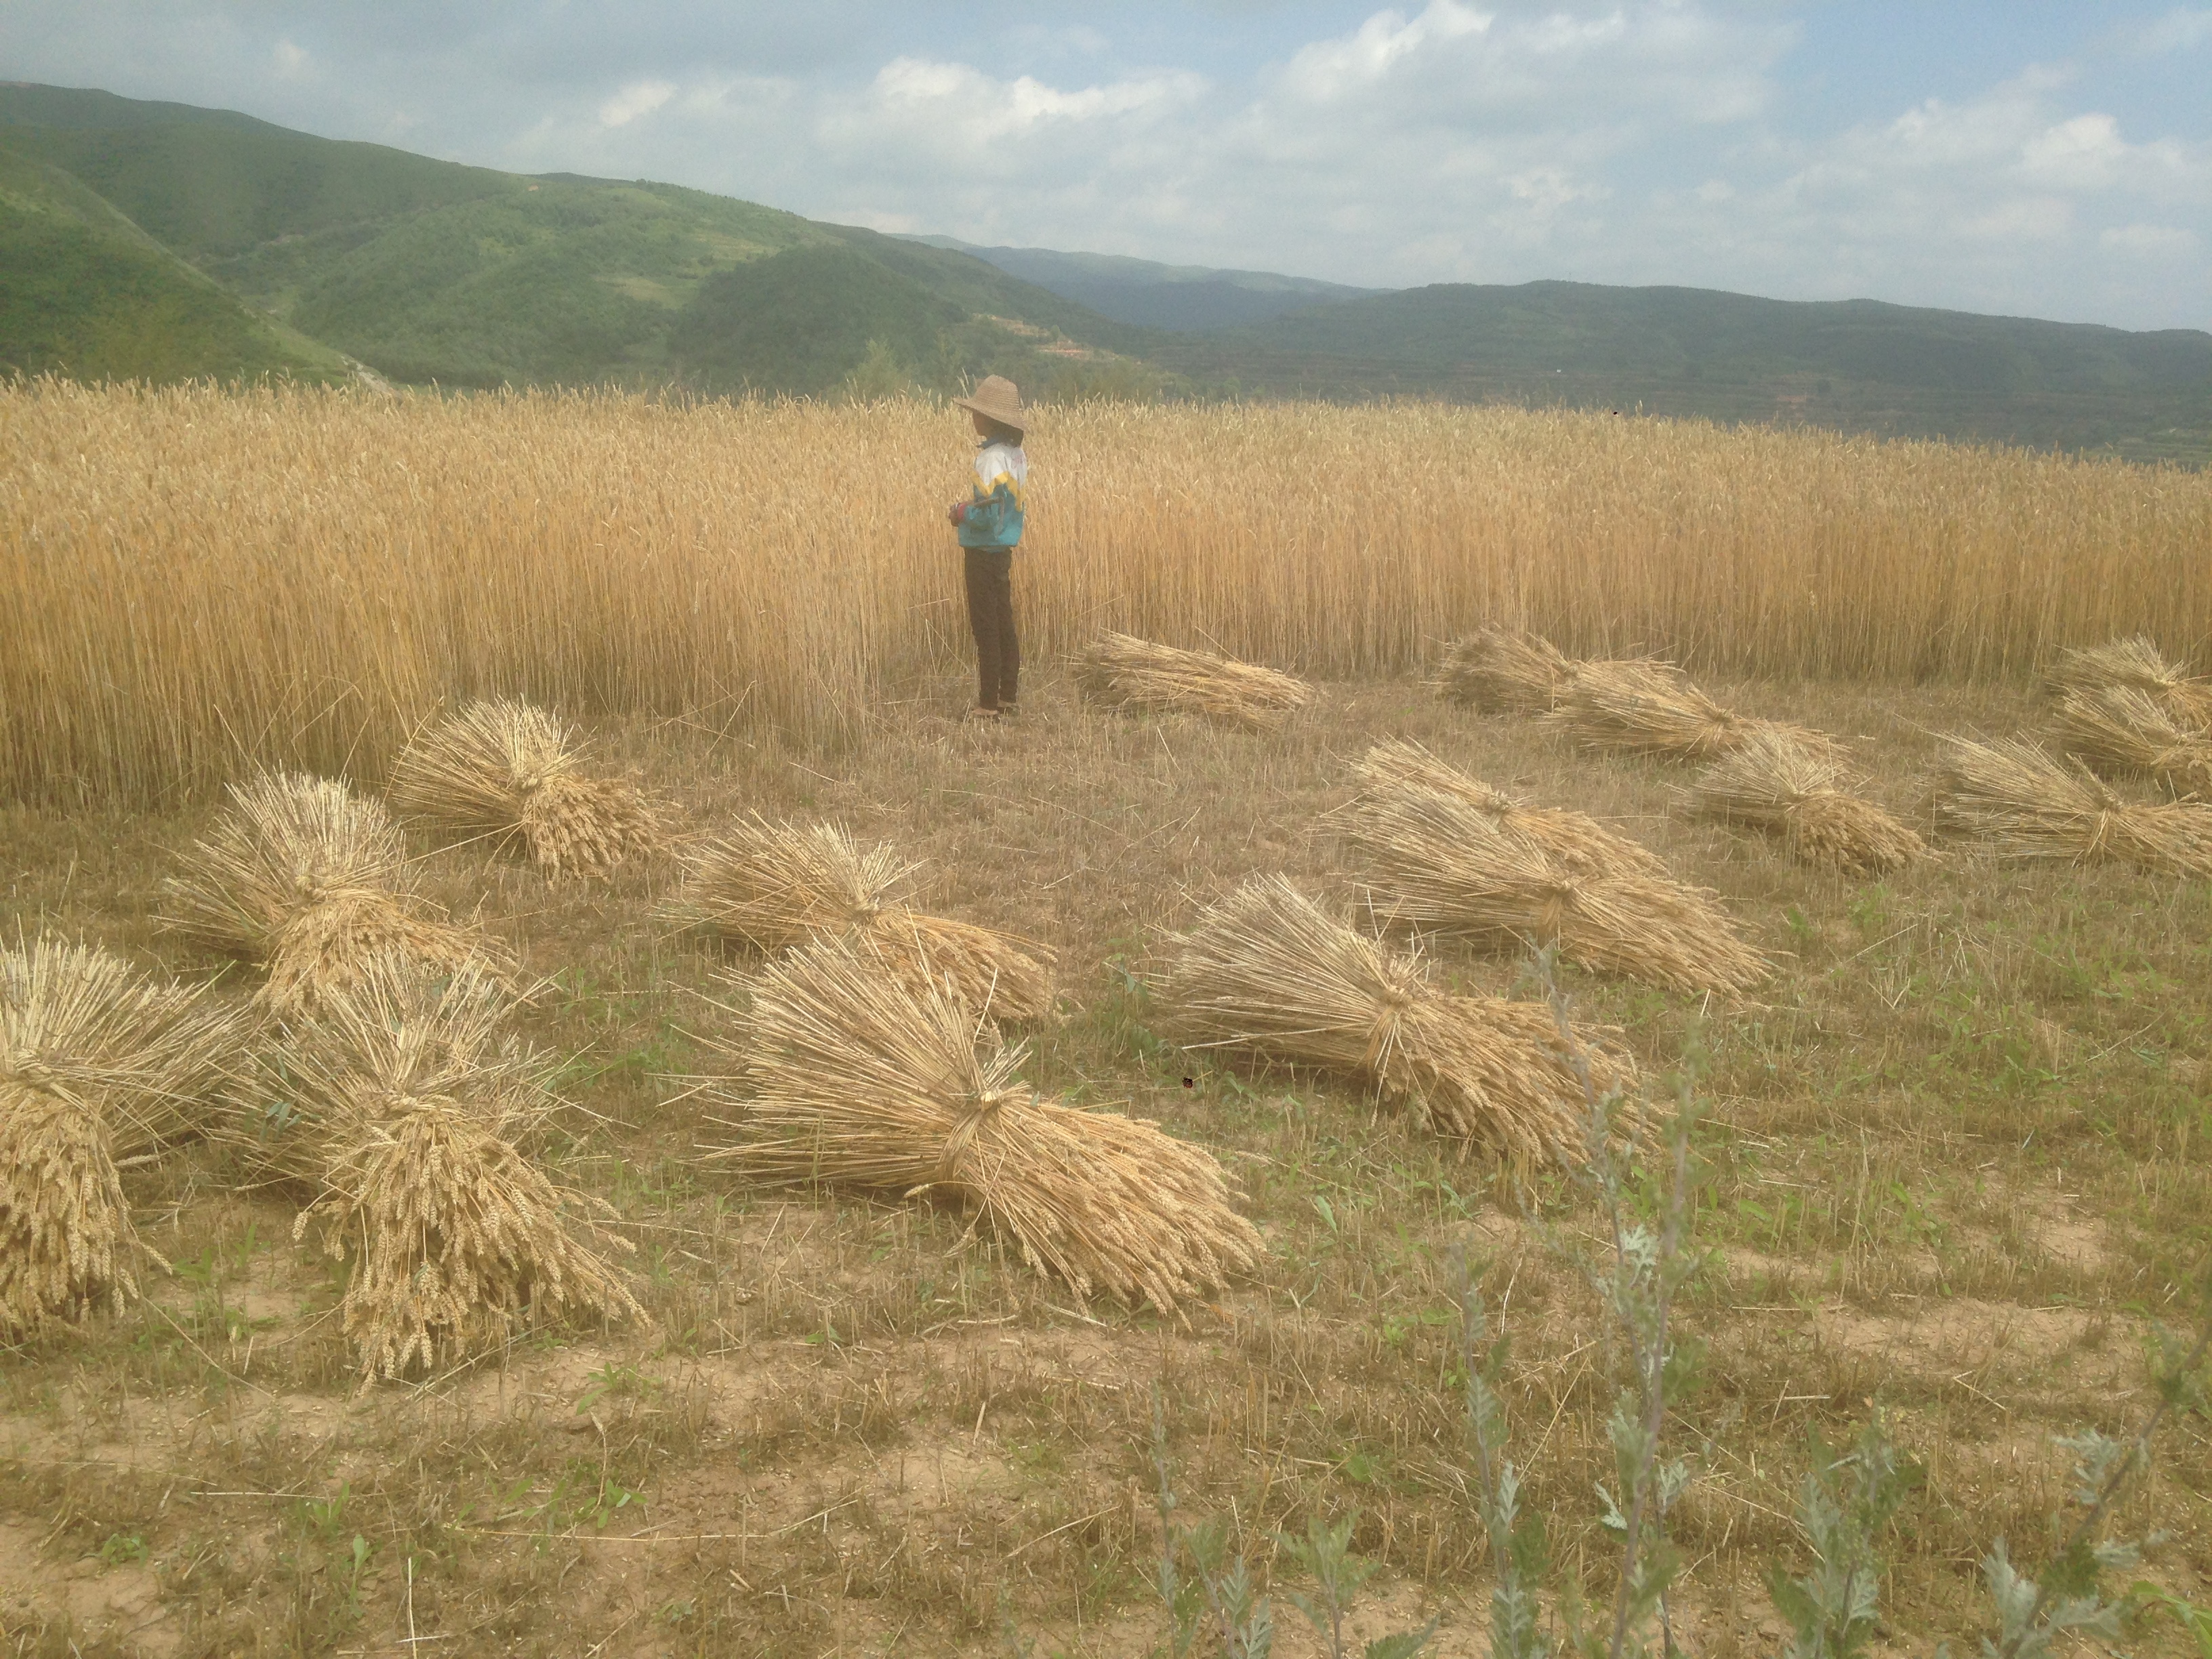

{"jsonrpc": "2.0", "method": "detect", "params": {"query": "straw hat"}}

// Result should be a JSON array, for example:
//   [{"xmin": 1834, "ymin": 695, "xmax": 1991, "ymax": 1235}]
[{"xmin": 954, "ymin": 375, "xmax": 1027, "ymax": 434}]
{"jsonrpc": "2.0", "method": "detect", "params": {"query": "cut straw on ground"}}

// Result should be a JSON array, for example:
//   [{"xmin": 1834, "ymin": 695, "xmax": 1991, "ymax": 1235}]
[
  {"xmin": 389, "ymin": 698, "xmax": 669, "ymax": 878},
  {"xmin": 1691, "ymin": 726, "xmax": 1929, "ymax": 875},
  {"xmin": 1351, "ymin": 738, "xmax": 1671, "ymax": 878},
  {"xmin": 1158, "ymin": 876, "xmax": 1634, "ymax": 1168},
  {"xmin": 1345, "ymin": 785, "xmax": 1768, "ymax": 994},
  {"xmin": 2042, "ymin": 637, "xmax": 2212, "ymax": 731},
  {"xmin": 1551, "ymin": 659, "xmax": 1838, "ymax": 762},
  {"xmin": 699, "ymin": 938, "xmax": 1261, "ymax": 1317},
  {"xmin": 671, "ymin": 813, "xmax": 1054, "ymax": 1023},
  {"xmin": 1936, "ymin": 735, "xmax": 2212, "ymax": 878},
  {"xmin": 1433, "ymin": 626, "xmax": 1574, "ymax": 714},
  {"xmin": 1, "ymin": 939, "xmax": 239, "ymax": 1334},
  {"xmin": 232, "ymin": 954, "xmax": 643, "ymax": 1383},
  {"xmin": 1073, "ymin": 632, "xmax": 1313, "ymax": 731},
  {"xmin": 2049, "ymin": 684, "xmax": 2212, "ymax": 798},
  {"xmin": 162, "ymin": 771, "xmax": 502, "ymax": 1017}
]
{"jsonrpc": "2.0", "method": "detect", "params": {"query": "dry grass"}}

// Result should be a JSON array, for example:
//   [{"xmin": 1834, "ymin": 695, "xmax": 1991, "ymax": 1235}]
[
  {"xmin": 1553, "ymin": 659, "xmax": 1838, "ymax": 762},
  {"xmin": 1433, "ymin": 626, "xmax": 1575, "ymax": 713},
  {"xmin": 0, "ymin": 939, "xmax": 236, "ymax": 1332},
  {"xmin": 2, "ymin": 675, "xmax": 2209, "ymax": 1654},
  {"xmin": 2049, "ymin": 685, "xmax": 2212, "ymax": 798},
  {"xmin": 2042, "ymin": 636, "xmax": 2212, "ymax": 729},
  {"xmin": 389, "ymin": 698, "xmax": 668, "ymax": 878},
  {"xmin": 7, "ymin": 382, "xmax": 2211, "ymax": 805},
  {"xmin": 701, "ymin": 937, "xmax": 1262, "ymax": 1316},
  {"xmin": 1353, "ymin": 737, "xmax": 1671, "ymax": 878},
  {"xmin": 1072, "ymin": 630, "xmax": 1314, "ymax": 731},
  {"xmin": 237, "ymin": 954, "xmax": 644, "ymax": 1382},
  {"xmin": 1346, "ymin": 784, "xmax": 1769, "ymax": 992},
  {"xmin": 1157, "ymin": 876, "xmax": 1633, "ymax": 1167},
  {"xmin": 1937, "ymin": 735, "xmax": 2212, "ymax": 876},
  {"xmin": 1692, "ymin": 727, "xmax": 1929, "ymax": 875},
  {"xmin": 672, "ymin": 812, "xmax": 1054, "ymax": 1022},
  {"xmin": 161, "ymin": 769, "xmax": 500, "ymax": 1016}
]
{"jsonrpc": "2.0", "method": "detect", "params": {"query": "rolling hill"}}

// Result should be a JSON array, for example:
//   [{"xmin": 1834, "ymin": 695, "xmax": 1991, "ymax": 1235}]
[
  {"xmin": 1, "ymin": 81, "xmax": 2204, "ymax": 462},
  {"xmin": 1154, "ymin": 281, "xmax": 2212, "ymax": 462},
  {"xmin": 0, "ymin": 82, "xmax": 1167, "ymax": 395},
  {"xmin": 904, "ymin": 237, "xmax": 1382, "ymax": 331}
]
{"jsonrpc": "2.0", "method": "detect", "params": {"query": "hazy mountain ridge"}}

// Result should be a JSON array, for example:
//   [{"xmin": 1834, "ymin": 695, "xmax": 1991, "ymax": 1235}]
[
  {"xmin": 0, "ymin": 82, "xmax": 2203, "ymax": 462},
  {"xmin": 903, "ymin": 236, "xmax": 1385, "ymax": 331}
]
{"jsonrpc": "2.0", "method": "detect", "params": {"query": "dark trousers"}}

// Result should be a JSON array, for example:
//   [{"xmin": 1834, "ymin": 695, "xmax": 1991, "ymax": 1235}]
[{"xmin": 963, "ymin": 546, "xmax": 1019, "ymax": 710}]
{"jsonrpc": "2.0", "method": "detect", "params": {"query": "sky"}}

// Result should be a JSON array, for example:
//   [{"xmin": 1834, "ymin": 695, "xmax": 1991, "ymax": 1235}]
[{"xmin": 5, "ymin": 1, "xmax": 2209, "ymax": 331}]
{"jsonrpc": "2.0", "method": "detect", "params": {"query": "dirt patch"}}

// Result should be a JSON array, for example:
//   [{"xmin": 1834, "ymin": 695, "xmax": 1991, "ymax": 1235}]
[{"xmin": 0, "ymin": 1518, "xmax": 178, "ymax": 1656}]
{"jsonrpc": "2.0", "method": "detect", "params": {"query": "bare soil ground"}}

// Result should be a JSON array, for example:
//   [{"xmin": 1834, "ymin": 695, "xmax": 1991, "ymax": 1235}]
[{"xmin": 2, "ymin": 665, "xmax": 2209, "ymax": 1657}]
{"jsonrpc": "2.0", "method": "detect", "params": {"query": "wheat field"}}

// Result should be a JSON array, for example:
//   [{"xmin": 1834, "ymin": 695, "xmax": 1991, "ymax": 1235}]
[{"xmin": 4, "ymin": 378, "xmax": 2208, "ymax": 803}]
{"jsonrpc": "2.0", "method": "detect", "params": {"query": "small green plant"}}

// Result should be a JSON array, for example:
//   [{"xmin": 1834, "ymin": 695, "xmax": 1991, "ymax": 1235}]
[
  {"xmin": 1765, "ymin": 1416, "xmax": 1921, "ymax": 1659},
  {"xmin": 1279, "ymin": 1512, "xmax": 1435, "ymax": 1659},
  {"xmin": 97, "ymin": 1531, "xmax": 148, "ymax": 1567},
  {"xmin": 1143, "ymin": 1388, "xmax": 1432, "ymax": 1659},
  {"xmin": 302, "ymin": 1482, "xmax": 350, "ymax": 1545}
]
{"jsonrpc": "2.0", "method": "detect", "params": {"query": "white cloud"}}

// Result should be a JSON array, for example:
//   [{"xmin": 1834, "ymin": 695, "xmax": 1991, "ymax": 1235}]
[
  {"xmin": 598, "ymin": 79, "xmax": 674, "ymax": 128},
  {"xmin": 5, "ymin": 0, "xmax": 2205, "ymax": 328},
  {"xmin": 2100, "ymin": 221, "xmax": 2198, "ymax": 254},
  {"xmin": 2130, "ymin": 8, "xmax": 2212, "ymax": 53}
]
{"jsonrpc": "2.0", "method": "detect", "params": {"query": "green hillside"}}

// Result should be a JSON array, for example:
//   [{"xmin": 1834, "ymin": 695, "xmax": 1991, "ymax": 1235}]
[
  {"xmin": 0, "ymin": 139, "xmax": 344, "ymax": 383},
  {"xmin": 907, "ymin": 235, "xmax": 1382, "ymax": 331},
  {"xmin": 0, "ymin": 83, "xmax": 1164, "ymax": 396},
  {"xmin": 1160, "ymin": 281, "xmax": 2212, "ymax": 462},
  {"xmin": 1, "ymin": 83, "xmax": 2203, "ymax": 462}
]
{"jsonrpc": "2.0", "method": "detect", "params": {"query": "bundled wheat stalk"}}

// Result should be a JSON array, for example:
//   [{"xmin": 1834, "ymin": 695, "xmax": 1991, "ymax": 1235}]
[
  {"xmin": 671, "ymin": 814, "xmax": 1054, "ymax": 1022},
  {"xmin": 1433, "ymin": 626, "xmax": 1575, "ymax": 713},
  {"xmin": 1936, "ymin": 735, "xmax": 2212, "ymax": 877},
  {"xmin": 389, "ymin": 698, "xmax": 668, "ymax": 878},
  {"xmin": 2042, "ymin": 637, "xmax": 2212, "ymax": 730},
  {"xmin": 1353, "ymin": 739, "xmax": 1670, "ymax": 878},
  {"xmin": 163, "ymin": 771, "xmax": 501, "ymax": 1017},
  {"xmin": 1552, "ymin": 659, "xmax": 1836, "ymax": 762},
  {"xmin": 703, "ymin": 939, "xmax": 1261, "ymax": 1315},
  {"xmin": 1347, "ymin": 786, "xmax": 1767, "ymax": 993},
  {"xmin": 1159, "ymin": 878, "xmax": 1634, "ymax": 1168},
  {"xmin": 2049, "ymin": 685, "xmax": 2212, "ymax": 798},
  {"xmin": 1692, "ymin": 728, "xmax": 1929, "ymax": 875},
  {"xmin": 237, "ymin": 954, "xmax": 642, "ymax": 1382},
  {"xmin": 1, "ymin": 939, "xmax": 237, "ymax": 1333},
  {"xmin": 1073, "ymin": 632, "xmax": 1313, "ymax": 731}
]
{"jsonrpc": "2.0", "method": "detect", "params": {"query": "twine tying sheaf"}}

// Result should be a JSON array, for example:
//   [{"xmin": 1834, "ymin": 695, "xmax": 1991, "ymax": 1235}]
[
  {"xmin": 1361, "ymin": 989, "xmax": 1415, "ymax": 1072},
  {"xmin": 927, "ymin": 1089, "xmax": 1017, "ymax": 1191}
]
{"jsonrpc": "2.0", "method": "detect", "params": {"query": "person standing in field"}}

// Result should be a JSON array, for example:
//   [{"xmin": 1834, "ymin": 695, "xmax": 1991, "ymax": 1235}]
[{"xmin": 945, "ymin": 375, "xmax": 1027, "ymax": 719}]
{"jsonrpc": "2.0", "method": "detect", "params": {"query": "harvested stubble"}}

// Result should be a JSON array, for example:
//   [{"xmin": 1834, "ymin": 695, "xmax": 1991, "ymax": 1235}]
[
  {"xmin": 1553, "ymin": 658, "xmax": 1837, "ymax": 762},
  {"xmin": 1073, "ymin": 631, "xmax": 1313, "ymax": 731},
  {"xmin": 1692, "ymin": 728, "xmax": 1929, "ymax": 876},
  {"xmin": 1433, "ymin": 626, "xmax": 1574, "ymax": 713},
  {"xmin": 2049, "ymin": 685, "xmax": 2212, "ymax": 798},
  {"xmin": 1, "ymin": 939, "xmax": 238, "ymax": 1332},
  {"xmin": 163, "ymin": 771, "xmax": 500, "ymax": 1017},
  {"xmin": 703, "ymin": 939, "xmax": 1261, "ymax": 1316},
  {"xmin": 1347, "ymin": 786, "xmax": 1768, "ymax": 993},
  {"xmin": 240, "ymin": 955, "xmax": 642, "ymax": 1382},
  {"xmin": 389, "ymin": 698, "xmax": 667, "ymax": 878},
  {"xmin": 1352, "ymin": 739, "xmax": 1671, "ymax": 878},
  {"xmin": 1158, "ymin": 877, "xmax": 1635, "ymax": 1168},
  {"xmin": 1936, "ymin": 735, "xmax": 2212, "ymax": 878},
  {"xmin": 672, "ymin": 814, "xmax": 1054, "ymax": 1023},
  {"xmin": 2042, "ymin": 637, "xmax": 2212, "ymax": 731}
]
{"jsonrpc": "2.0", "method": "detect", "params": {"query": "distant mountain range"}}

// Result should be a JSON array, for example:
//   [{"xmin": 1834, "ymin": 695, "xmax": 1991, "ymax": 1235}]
[
  {"xmin": 2, "ymin": 82, "xmax": 2205, "ymax": 463},
  {"xmin": 901, "ymin": 237, "xmax": 1383, "ymax": 331}
]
